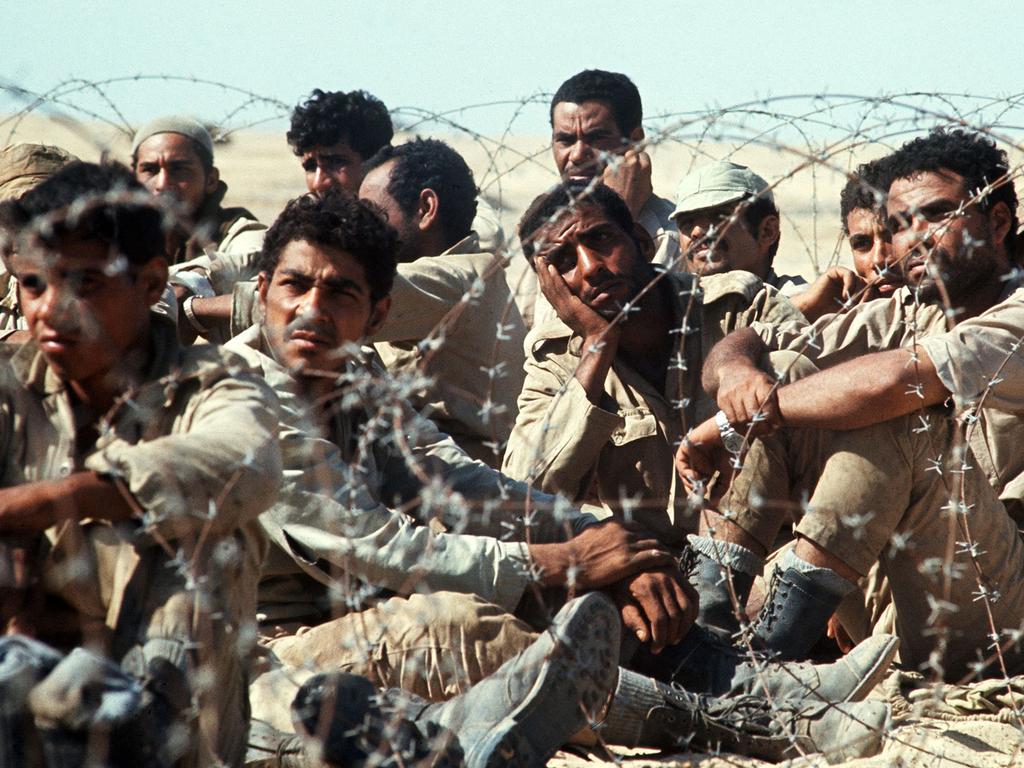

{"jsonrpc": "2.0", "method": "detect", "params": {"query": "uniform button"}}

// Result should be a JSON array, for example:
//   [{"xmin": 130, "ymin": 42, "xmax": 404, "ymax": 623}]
[{"xmin": 58, "ymin": 464, "xmax": 72, "ymax": 477}]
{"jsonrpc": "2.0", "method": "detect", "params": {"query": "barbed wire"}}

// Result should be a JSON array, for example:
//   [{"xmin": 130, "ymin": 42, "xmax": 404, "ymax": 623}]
[{"xmin": 3, "ymin": 74, "xmax": 1024, "ymax": 767}]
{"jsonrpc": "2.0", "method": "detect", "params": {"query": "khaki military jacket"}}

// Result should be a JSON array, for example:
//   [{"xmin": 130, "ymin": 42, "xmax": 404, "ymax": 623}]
[
  {"xmin": 373, "ymin": 234, "xmax": 527, "ymax": 466},
  {"xmin": 0, "ymin": 316, "xmax": 281, "ymax": 643},
  {"xmin": 167, "ymin": 180, "xmax": 265, "ymax": 268},
  {"xmin": 226, "ymin": 325, "xmax": 592, "ymax": 627},
  {"xmin": 755, "ymin": 284, "xmax": 1024, "ymax": 516},
  {"xmin": 223, "ymin": 235, "xmax": 527, "ymax": 465},
  {"xmin": 502, "ymin": 270, "xmax": 802, "ymax": 543}
]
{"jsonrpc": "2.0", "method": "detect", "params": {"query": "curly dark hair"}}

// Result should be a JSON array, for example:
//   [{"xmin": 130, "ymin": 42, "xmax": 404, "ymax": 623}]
[
  {"xmin": 363, "ymin": 138, "xmax": 478, "ymax": 249},
  {"xmin": 1, "ymin": 161, "xmax": 163, "ymax": 266},
  {"xmin": 739, "ymin": 195, "xmax": 781, "ymax": 260},
  {"xmin": 287, "ymin": 89, "xmax": 394, "ymax": 160},
  {"xmin": 258, "ymin": 190, "xmax": 397, "ymax": 301},
  {"xmin": 840, "ymin": 158, "xmax": 887, "ymax": 234},
  {"xmin": 878, "ymin": 128, "xmax": 1018, "ymax": 255},
  {"xmin": 518, "ymin": 181, "xmax": 636, "ymax": 266},
  {"xmin": 550, "ymin": 70, "xmax": 642, "ymax": 136}
]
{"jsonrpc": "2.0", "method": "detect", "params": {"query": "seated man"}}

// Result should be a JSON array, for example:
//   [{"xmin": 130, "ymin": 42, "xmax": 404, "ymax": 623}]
[
  {"xmin": 227, "ymin": 190, "xmax": 676, "ymax": 675},
  {"xmin": 550, "ymin": 69, "xmax": 675, "ymax": 243},
  {"xmin": 679, "ymin": 128, "xmax": 1024, "ymax": 679},
  {"xmin": 669, "ymin": 160, "xmax": 892, "ymax": 323},
  {"xmin": 230, "ymin": 190, "xmax": 892, "ymax": 764},
  {"xmin": 131, "ymin": 115, "xmax": 266, "ymax": 266},
  {"xmin": 669, "ymin": 161, "xmax": 803, "ymax": 293},
  {"xmin": 529, "ymin": 69, "xmax": 679, "ymax": 328},
  {"xmin": 0, "ymin": 162, "xmax": 281, "ymax": 765},
  {"xmin": 503, "ymin": 182, "xmax": 802, "ymax": 545},
  {"xmin": 841, "ymin": 157, "xmax": 900, "ymax": 294},
  {"xmin": 176, "ymin": 89, "xmax": 505, "ymax": 341},
  {"xmin": 131, "ymin": 116, "xmax": 267, "ymax": 344},
  {"xmin": 358, "ymin": 137, "xmax": 526, "ymax": 465}
]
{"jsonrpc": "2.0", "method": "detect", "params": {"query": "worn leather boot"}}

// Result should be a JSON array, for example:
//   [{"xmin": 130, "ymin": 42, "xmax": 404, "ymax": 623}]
[
  {"xmin": 750, "ymin": 559, "xmax": 854, "ymax": 660},
  {"xmin": 631, "ymin": 622, "xmax": 897, "ymax": 704},
  {"xmin": 415, "ymin": 591, "xmax": 621, "ymax": 767},
  {"xmin": 293, "ymin": 592, "xmax": 621, "ymax": 768},
  {"xmin": 687, "ymin": 535, "xmax": 759, "ymax": 637},
  {"xmin": 632, "ymin": 679, "xmax": 890, "ymax": 763}
]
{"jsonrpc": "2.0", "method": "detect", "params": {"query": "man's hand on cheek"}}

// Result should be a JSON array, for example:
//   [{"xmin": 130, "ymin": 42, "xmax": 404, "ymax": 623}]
[
  {"xmin": 536, "ymin": 261, "xmax": 616, "ymax": 342},
  {"xmin": 602, "ymin": 149, "xmax": 653, "ymax": 219}
]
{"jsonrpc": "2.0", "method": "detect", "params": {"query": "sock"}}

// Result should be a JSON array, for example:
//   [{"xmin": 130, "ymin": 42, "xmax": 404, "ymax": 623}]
[
  {"xmin": 779, "ymin": 548, "xmax": 856, "ymax": 598},
  {"xmin": 596, "ymin": 668, "xmax": 665, "ymax": 747},
  {"xmin": 688, "ymin": 534, "xmax": 764, "ymax": 577}
]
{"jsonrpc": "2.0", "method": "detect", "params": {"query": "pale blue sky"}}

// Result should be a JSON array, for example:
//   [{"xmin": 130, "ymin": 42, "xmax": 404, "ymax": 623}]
[{"xmin": 5, "ymin": 1, "xmax": 1024, "ymax": 134}]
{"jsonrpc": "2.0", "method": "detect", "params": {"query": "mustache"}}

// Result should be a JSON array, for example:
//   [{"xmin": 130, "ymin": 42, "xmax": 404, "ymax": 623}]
[{"xmin": 285, "ymin": 314, "xmax": 337, "ymax": 344}]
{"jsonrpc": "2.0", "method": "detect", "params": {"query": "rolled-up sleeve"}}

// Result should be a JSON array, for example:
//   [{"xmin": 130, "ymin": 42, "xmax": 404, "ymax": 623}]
[
  {"xmin": 502, "ymin": 351, "xmax": 621, "ymax": 500},
  {"xmin": 918, "ymin": 293, "xmax": 1024, "ymax": 412},
  {"xmin": 86, "ymin": 372, "xmax": 282, "ymax": 541}
]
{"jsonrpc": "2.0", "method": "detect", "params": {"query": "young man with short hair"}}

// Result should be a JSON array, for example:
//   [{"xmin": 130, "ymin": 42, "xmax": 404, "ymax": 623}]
[
  {"xmin": 840, "ymin": 158, "xmax": 900, "ymax": 293},
  {"xmin": 0, "ymin": 161, "xmax": 281, "ymax": 765}
]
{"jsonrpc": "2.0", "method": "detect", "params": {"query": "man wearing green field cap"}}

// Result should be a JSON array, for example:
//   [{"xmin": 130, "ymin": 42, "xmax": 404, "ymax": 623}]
[{"xmin": 669, "ymin": 161, "xmax": 806, "ymax": 296}]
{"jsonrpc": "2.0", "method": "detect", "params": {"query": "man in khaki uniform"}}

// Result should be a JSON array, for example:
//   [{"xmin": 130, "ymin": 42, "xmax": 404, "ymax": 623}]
[
  {"xmin": 131, "ymin": 116, "xmax": 266, "ymax": 343},
  {"xmin": 132, "ymin": 116, "xmax": 266, "ymax": 266},
  {"xmin": 524, "ymin": 70, "xmax": 680, "ymax": 329},
  {"xmin": 668, "ymin": 162, "xmax": 803, "ymax": 292},
  {"xmin": 223, "ymin": 190, "xmax": 689, "ymax": 717},
  {"xmin": 0, "ymin": 162, "xmax": 282, "ymax": 765},
  {"xmin": 679, "ymin": 128, "xmax": 1024, "ymax": 679},
  {"xmin": 841, "ymin": 158, "xmax": 902, "ymax": 294},
  {"xmin": 503, "ymin": 182, "xmax": 802, "ymax": 546},
  {"xmin": 0, "ymin": 143, "xmax": 78, "ymax": 339},
  {"xmin": 357, "ymin": 137, "xmax": 526, "ymax": 466}
]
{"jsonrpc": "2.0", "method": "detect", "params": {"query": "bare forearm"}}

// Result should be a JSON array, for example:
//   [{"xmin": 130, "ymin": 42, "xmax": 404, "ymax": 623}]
[
  {"xmin": 574, "ymin": 331, "xmax": 620, "ymax": 405},
  {"xmin": 776, "ymin": 346, "xmax": 948, "ymax": 430},
  {"xmin": 702, "ymin": 328, "xmax": 769, "ymax": 398},
  {"xmin": 527, "ymin": 542, "xmax": 569, "ymax": 587},
  {"xmin": 0, "ymin": 472, "xmax": 135, "ymax": 535},
  {"xmin": 177, "ymin": 293, "xmax": 234, "ymax": 345}
]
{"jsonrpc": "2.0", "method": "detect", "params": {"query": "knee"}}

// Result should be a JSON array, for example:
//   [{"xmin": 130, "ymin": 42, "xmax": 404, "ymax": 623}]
[{"xmin": 767, "ymin": 350, "xmax": 820, "ymax": 384}]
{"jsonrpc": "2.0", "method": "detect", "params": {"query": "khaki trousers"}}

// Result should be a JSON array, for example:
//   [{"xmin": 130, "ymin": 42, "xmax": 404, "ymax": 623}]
[
  {"xmin": 39, "ymin": 522, "xmax": 262, "ymax": 768},
  {"xmin": 715, "ymin": 354, "xmax": 1024, "ymax": 679},
  {"xmin": 249, "ymin": 592, "xmax": 537, "ymax": 731}
]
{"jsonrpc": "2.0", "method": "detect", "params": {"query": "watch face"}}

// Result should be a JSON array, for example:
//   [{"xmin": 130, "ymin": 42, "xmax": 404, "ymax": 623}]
[{"xmin": 722, "ymin": 430, "xmax": 745, "ymax": 454}]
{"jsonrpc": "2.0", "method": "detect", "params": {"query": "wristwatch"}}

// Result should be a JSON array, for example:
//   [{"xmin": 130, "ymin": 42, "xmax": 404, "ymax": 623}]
[{"xmin": 714, "ymin": 410, "xmax": 746, "ymax": 454}]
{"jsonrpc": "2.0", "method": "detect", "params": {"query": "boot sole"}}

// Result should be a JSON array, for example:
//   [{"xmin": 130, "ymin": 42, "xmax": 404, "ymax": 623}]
[{"xmin": 465, "ymin": 593, "xmax": 621, "ymax": 768}]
